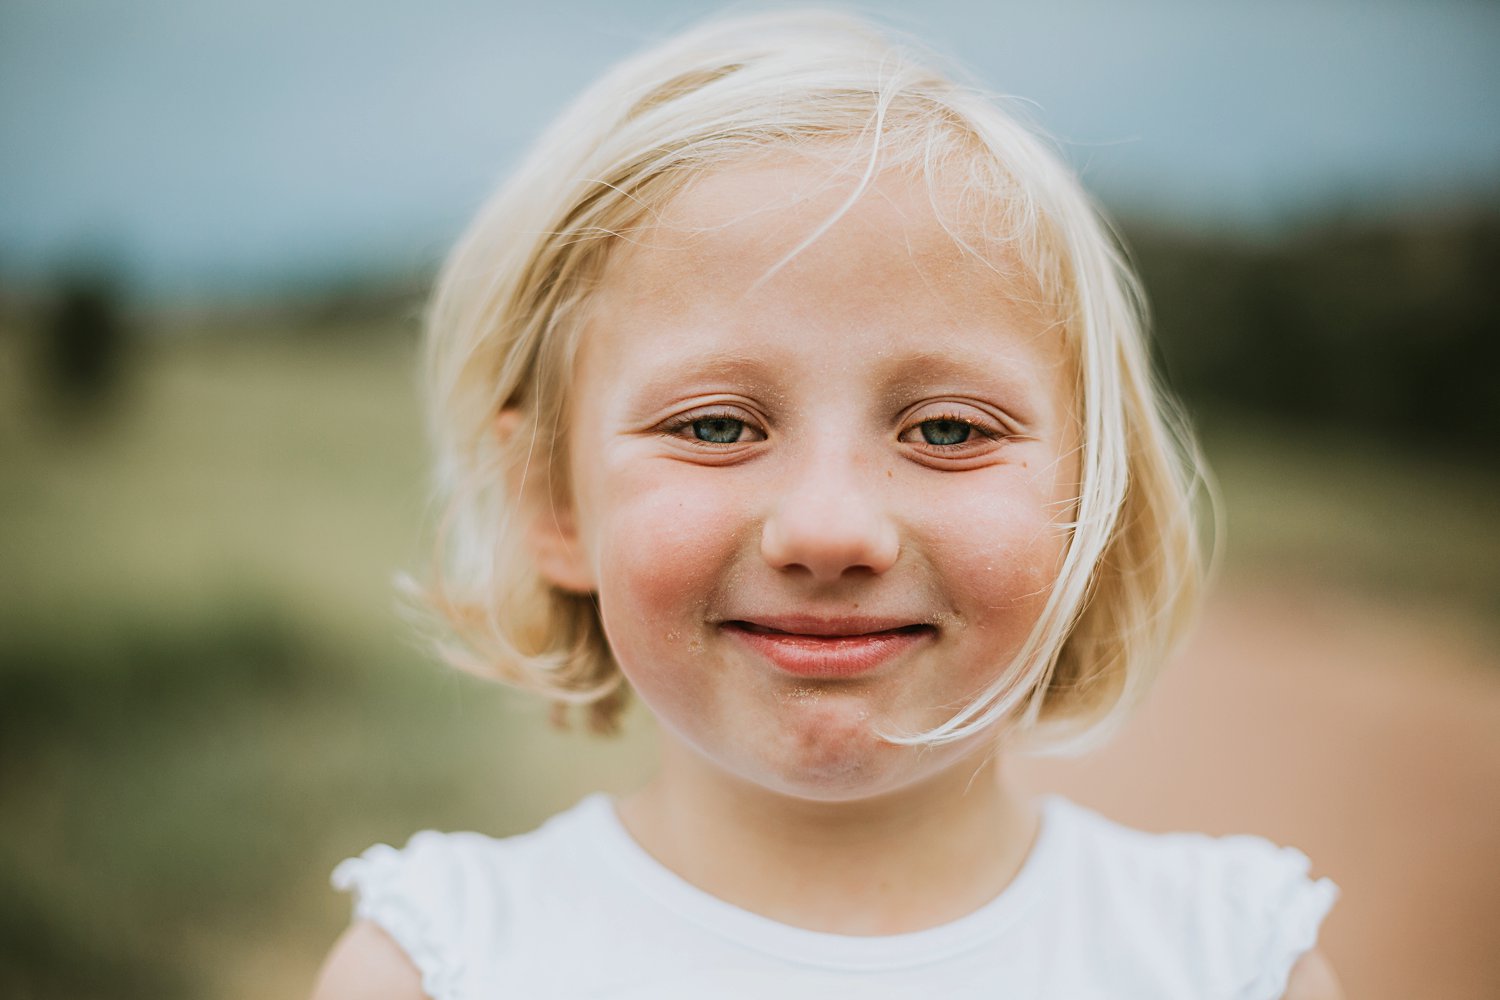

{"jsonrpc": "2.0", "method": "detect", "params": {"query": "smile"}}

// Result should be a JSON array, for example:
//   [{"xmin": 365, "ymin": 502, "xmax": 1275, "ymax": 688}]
[{"xmin": 721, "ymin": 619, "xmax": 936, "ymax": 679}]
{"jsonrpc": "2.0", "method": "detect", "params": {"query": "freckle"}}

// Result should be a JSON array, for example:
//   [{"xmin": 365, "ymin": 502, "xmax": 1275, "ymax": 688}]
[{"xmin": 886, "ymin": 469, "xmax": 893, "ymax": 478}]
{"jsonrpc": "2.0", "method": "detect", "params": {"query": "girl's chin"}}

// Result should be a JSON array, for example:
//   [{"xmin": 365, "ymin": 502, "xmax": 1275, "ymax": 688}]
[
  {"xmin": 641, "ymin": 676, "xmax": 978, "ymax": 802},
  {"xmin": 722, "ymin": 708, "xmax": 929, "ymax": 801},
  {"xmin": 712, "ymin": 705, "xmax": 1002, "ymax": 804}
]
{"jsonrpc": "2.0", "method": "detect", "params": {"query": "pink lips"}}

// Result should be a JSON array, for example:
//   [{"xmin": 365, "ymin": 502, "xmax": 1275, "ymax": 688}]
[{"xmin": 722, "ymin": 618, "xmax": 934, "ymax": 679}]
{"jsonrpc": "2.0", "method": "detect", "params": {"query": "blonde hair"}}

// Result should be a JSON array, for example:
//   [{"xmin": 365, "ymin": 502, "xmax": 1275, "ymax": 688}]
[{"xmin": 416, "ymin": 10, "xmax": 1207, "ymax": 754}]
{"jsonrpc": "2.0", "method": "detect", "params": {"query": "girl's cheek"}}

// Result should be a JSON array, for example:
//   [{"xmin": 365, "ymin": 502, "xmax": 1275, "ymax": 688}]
[
  {"xmin": 934, "ymin": 488, "xmax": 1069, "ymax": 631},
  {"xmin": 938, "ymin": 477, "xmax": 1069, "ymax": 566},
  {"xmin": 591, "ymin": 471, "xmax": 746, "ymax": 623}
]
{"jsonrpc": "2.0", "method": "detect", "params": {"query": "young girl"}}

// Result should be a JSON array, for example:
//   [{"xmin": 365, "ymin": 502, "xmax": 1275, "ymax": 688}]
[{"xmin": 313, "ymin": 11, "xmax": 1341, "ymax": 999}]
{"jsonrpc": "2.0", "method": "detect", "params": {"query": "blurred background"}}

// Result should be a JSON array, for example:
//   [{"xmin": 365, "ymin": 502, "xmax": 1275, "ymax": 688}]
[{"xmin": 2, "ymin": 1, "xmax": 1496, "ymax": 997}]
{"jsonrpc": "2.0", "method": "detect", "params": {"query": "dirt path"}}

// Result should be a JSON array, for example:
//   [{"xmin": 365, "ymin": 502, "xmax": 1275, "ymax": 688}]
[{"xmin": 1014, "ymin": 582, "xmax": 1500, "ymax": 1000}]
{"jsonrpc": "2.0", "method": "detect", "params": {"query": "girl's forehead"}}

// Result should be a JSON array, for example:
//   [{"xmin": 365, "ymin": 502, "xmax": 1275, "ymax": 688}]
[{"xmin": 598, "ymin": 155, "xmax": 1052, "ymax": 327}]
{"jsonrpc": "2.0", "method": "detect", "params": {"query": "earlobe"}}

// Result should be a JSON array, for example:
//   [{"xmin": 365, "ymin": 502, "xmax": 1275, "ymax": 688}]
[{"xmin": 493, "ymin": 408, "xmax": 596, "ymax": 594}]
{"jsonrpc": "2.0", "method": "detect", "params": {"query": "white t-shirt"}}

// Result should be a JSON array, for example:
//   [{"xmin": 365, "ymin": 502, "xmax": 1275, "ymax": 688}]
[{"xmin": 332, "ymin": 794, "xmax": 1338, "ymax": 999}]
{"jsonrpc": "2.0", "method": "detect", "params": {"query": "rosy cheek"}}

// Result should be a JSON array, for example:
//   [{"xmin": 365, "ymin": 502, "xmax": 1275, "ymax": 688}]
[
  {"xmin": 589, "ymin": 471, "xmax": 745, "ymax": 655},
  {"xmin": 926, "ymin": 487, "xmax": 1068, "ymax": 635}
]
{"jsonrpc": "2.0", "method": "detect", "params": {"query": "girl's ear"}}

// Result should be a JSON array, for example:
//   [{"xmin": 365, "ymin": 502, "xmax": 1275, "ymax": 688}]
[
  {"xmin": 494, "ymin": 409, "xmax": 596, "ymax": 594},
  {"xmin": 529, "ymin": 508, "xmax": 596, "ymax": 595}
]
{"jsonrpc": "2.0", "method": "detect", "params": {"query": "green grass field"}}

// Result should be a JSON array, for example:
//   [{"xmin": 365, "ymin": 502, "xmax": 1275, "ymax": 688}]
[{"xmin": 1, "ymin": 323, "xmax": 1494, "ymax": 998}]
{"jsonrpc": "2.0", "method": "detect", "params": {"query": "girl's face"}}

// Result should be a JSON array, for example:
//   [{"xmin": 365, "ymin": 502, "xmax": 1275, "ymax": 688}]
[{"xmin": 550, "ymin": 157, "xmax": 1079, "ymax": 802}]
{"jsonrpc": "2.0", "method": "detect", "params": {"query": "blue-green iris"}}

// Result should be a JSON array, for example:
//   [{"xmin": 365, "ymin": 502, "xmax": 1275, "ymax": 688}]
[
  {"xmin": 920, "ymin": 419, "xmax": 971, "ymax": 445},
  {"xmin": 693, "ymin": 417, "xmax": 744, "ymax": 443}
]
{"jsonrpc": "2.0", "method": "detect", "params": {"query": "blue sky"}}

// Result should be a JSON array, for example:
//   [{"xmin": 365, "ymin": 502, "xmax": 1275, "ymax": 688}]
[{"xmin": 2, "ymin": 0, "xmax": 1497, "ymax": 297}]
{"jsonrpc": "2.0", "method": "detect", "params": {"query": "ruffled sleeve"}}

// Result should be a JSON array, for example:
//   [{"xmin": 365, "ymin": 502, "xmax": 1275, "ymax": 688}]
[
  {"xmin": 1215, "ymin": 835, "xmax": 1340, "ymax": 1000},
  {"xmin": 332, "ymin": 830, "xmax": 503, "ymax": 1000}
]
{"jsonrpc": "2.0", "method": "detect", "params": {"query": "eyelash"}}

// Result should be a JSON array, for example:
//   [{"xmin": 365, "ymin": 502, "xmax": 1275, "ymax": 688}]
[
  {"xmin": 658, "ymin": 408, "xmax": 764, "ymax": 445},
  {"xmin": 894, "ymin": 410, "xmax": 1002, "ymax": 449}
]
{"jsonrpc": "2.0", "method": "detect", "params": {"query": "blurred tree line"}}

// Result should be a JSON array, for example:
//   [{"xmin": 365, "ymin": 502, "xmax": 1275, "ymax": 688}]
[
  {"xmin": 1125, "ymin": 211, "xmax": 1499, "ymax": 453},
  {"xmin": 15, "ymin": 211, "xmax": 1497, "ymax": 456}
]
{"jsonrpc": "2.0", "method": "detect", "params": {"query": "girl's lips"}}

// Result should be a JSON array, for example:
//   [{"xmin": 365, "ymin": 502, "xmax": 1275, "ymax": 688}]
[{"xmin": 721, "ymin": 621, "xmax": 934, "ymax": 678}]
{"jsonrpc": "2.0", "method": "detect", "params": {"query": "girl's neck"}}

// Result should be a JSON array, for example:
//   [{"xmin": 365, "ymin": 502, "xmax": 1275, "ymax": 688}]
[{"xmin": 614, "ymin": 738, "xmax": 1040, "ymax": 936}]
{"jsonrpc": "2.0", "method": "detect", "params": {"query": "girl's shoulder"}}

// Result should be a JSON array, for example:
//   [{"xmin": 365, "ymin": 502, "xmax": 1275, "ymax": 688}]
[
  {"xmin": 1043, "ymin": 794, "xmax": 1337, "ymax": 906},
  {"xmin": 1037, "ymin": 795, "xmax": 1339, "ymax": 996},
  {"xmin": 329, "ymin": 795, "xmax": 611, "ymax": 1000}
]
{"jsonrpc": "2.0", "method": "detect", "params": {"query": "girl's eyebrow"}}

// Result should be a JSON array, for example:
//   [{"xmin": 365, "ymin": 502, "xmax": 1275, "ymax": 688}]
[
  {"xmin": 627, "ymin": 351, "xmax": 776, "ymax": 403},
  {"xmin": 876, "ymin": 349, "xmax": 1050, "ymax": 397}
]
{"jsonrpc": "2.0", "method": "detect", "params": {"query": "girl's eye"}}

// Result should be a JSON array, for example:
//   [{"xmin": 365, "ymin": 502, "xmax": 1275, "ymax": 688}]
[
  {"xmin": 658, "ymin": 409, "xmax": 766, "ymax": 446},
  {"xmin": 692, "ymin": 417, "xmax": 747, "ymax": 443},
  {"xmin": 918, "ymin": 419, "xmax": 972, "ymax": 446},
  {"xmin": 899, "ymin": 412, "xmax": 1000, "ymax": 451}
]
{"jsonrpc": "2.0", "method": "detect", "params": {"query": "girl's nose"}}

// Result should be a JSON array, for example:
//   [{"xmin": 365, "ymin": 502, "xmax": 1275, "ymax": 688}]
[{"xmin": 759, "ymin": 459, "xmax": 900, "ymax": 582}]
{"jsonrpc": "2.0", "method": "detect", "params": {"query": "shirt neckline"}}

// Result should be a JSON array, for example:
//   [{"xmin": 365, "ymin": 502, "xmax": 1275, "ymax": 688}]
[{"xmin": 569, "ymin": 791, "xmax": 1070, "ymax": 971}]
